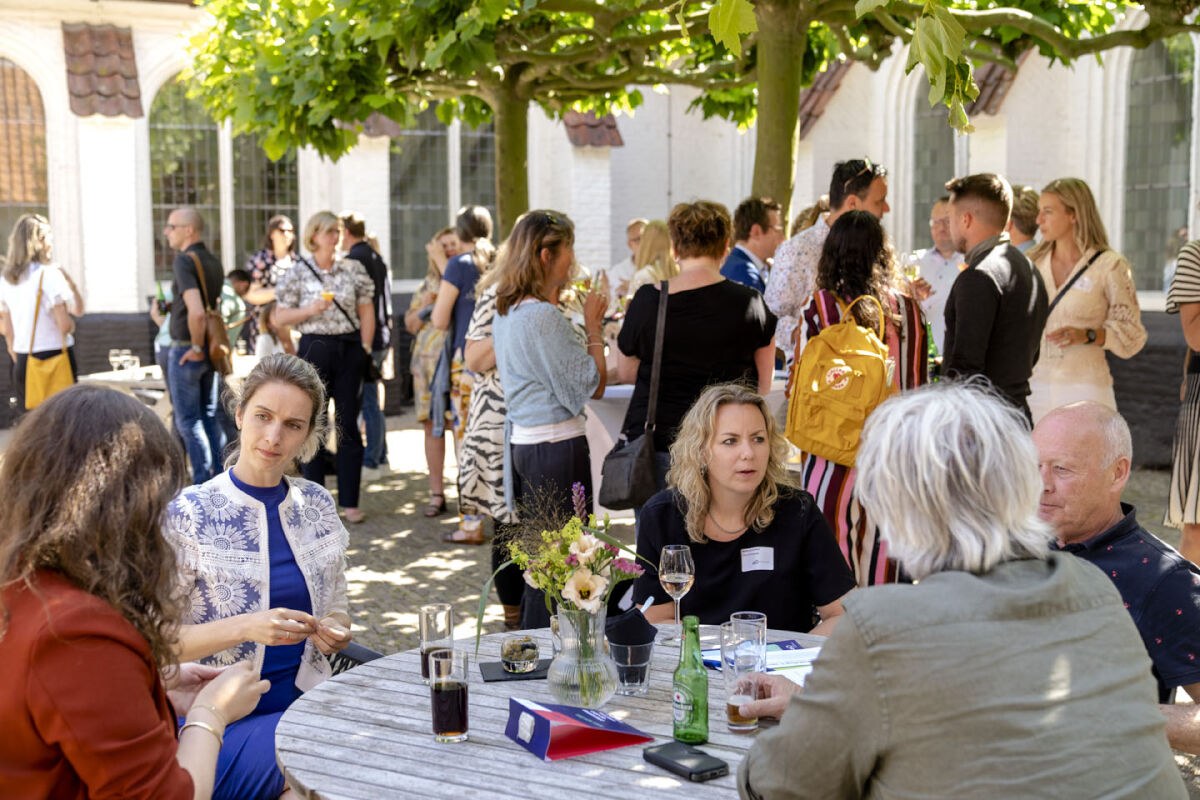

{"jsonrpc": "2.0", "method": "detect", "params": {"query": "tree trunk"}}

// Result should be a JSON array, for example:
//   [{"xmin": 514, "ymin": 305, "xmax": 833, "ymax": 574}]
[
  {"xmin": 491, "ymin": 79, "xmax": 529, "ymax": 239},
  {"xmin": 751, "ymin": 1, "xmax": 806, "ymax": 226}
]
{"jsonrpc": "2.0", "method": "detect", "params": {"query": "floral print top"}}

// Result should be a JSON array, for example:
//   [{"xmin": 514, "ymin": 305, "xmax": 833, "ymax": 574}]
[
  {"xmin": 275, "ymin": 255, "xmax": 376, "ymax": 336},
  {"xmin": 164, "ymin": 470, "xmax": 349, "ymax": 691},
  {"xmin": 765, "ymin": 214, "xmax": 830, "ymax": 358}
]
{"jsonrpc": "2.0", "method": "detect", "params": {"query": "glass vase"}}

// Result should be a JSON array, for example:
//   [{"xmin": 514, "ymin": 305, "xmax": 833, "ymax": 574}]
[{"xmin": 546, "ymin": 607, "xmax": 618, "ymax": 709}]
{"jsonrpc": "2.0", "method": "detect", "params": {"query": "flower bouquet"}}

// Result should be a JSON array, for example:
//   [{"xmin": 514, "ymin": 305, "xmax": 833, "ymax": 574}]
[{"xmin": 480, "ymin": 483, "xmax": 644, "ymax": 707}]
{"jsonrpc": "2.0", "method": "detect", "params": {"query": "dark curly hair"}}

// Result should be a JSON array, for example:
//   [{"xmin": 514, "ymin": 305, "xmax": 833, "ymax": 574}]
[
  {"xmin": 816, "ymin": 210, "xmax": 893, "ymax": 329},
  {"xmin": 0, "ymin": 385, "xmax": 187, "ymax": 669}
]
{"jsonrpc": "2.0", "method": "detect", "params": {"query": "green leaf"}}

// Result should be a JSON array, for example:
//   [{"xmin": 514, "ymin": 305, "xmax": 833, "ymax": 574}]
[
  {"xmin": 854, "ymin": 0, "xmax": 888, "ymax": 17},
  {"xmin": 708, "ymin": 0, "xmax": 757, "ymax": 58}
]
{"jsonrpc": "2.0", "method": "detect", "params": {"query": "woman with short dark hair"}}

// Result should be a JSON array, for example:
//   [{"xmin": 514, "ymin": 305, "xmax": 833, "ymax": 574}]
[{"xmin": 616, "ymin": 200, "xmax": 776, "ymax": 498}]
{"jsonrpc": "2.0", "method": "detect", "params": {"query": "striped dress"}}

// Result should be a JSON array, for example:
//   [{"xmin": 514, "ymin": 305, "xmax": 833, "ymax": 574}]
[
  {"xmin": 458, "ymin": 286, "xmax": 515, "ymax": 523},
  {"xmin": 1166, "ymin": 241, "xmax": 1200, "ymax": 528},
  {"xmin": 798, "ymin": 288, "xmax": 928, "ymax": 586}
]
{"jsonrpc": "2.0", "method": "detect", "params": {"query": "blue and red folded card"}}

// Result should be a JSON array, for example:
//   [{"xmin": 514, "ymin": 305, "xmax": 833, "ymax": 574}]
[{"xmin": 505, "ymin": 697, "xmax": 653, "ymax": 761}]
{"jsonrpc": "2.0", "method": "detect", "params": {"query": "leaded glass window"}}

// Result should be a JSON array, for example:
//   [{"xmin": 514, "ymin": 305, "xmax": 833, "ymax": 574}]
[
  {"xmin": 1123, "ymin": 34, "xmax": 1193, "ymax": 291},
  {"xmin": 911, "ymin": 91, "xmax": 956, "ymax": 250},
  {"xmin": 390, "ymin": 109, "xmax": 450, "ymax": 279},
  {"xmin": 233, "ymin": 133, "xmax": 299, "ymax": 267},
  {"xmin": 461, "ymin": 121, "xmax": 497, "ymax": 217},
  {"xmin": 149, "ymin": 76, "xmax": 220, "ymax": 280},
  {"xmin": 0, "ymin": 58, "xmax": 48, "ymax": 242}
]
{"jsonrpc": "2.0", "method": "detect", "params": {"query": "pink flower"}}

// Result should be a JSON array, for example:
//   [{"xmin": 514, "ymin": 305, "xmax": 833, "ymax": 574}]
[
  {"xmin": 566, "ymin": 554, "xmax": 579, "ymax": 567},
  {"xmin": 611, "ymin": 558, "xmax": 643, "ymax": 575}
]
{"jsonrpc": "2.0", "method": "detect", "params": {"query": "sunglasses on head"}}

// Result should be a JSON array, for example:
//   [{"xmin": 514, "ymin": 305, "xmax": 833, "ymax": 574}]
[{"xmin": 842, "ymin": 158, "xmax": 875, "ymax": 193}]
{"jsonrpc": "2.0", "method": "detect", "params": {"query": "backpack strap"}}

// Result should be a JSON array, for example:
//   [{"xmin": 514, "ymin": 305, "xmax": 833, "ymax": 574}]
[{"xmin": 840, "ymin": 294, "xmax": 887, "ymax": 340}]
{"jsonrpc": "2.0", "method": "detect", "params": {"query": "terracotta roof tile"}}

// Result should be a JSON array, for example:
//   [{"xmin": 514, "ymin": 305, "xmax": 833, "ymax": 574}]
[
  {"xmin": 61, "ymin": 22, "xmax": 143, "ymax": 118},
  {"xmin": 0, "ymin": 58, "xmax": 48, "ymax": 206},
  {"xmin": 563, "ymin": 111, "xmax": 623, "ymax": 148},
  {"xmin": 965, "ymin": 51, "xmax": 1030, "ymax": 117},
  {"xmin": 798, "ymin": 61, "xmax": 852, "ymax": 140}
]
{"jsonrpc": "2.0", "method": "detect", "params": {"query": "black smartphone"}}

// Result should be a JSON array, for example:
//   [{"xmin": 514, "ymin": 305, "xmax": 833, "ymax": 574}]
[{"xmin": 643, "ymin": 741, "xmax": 729, "ymax": 782}]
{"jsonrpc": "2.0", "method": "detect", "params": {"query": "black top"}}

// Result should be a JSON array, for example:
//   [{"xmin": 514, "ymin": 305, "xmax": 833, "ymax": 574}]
[
  {"xmin": 631, "ymin": 488, "xmax": 855, "ymax": 632},
  {"xmin": 617, "ymin": 280, "xmax": 776, "ymax": 451},
  {"xmin": 347, "ymin": 241, "xmax": 391, "ymax": 351},
  {"xmin": 943, "ymin": 235, "xmax": 1048, "ymax": 416},
  {"xmin": 169, "ymin": 242, "xmax": 224, "ymax": 343},
  {"xmin": 1054, "ymin": 504, "xmax": 1200, "ymax": 702}
]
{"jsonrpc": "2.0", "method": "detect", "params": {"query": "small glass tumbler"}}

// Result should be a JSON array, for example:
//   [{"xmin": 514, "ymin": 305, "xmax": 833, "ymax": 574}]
[
  {"xmin": 429, "ymin": 649, "xmax": 469, "ymax": 743},
  {"xmin": 419, "ymin": 603, "xmax": 453, "ymax": 684},
  {"xmin": 608, "ymin": 641, "xmax": 654, "ymax": 696},
  {"xmin": 729, "ymin": 611, "xmax": 767, "ymax": 670},
  {"xmin": 501, "ymin": 635, "xmax": 539, "ymax": 673},
  {"xmin": 721, "ymin": 621, "xmax": 762, "ymax": 733}
]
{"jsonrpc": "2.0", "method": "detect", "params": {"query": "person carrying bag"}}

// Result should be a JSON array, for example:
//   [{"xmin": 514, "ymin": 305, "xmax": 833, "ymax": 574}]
[
  {"xmin": 23, "ymin": 270, "xmax": 74, "ymax": 409},
  {"xmin": 599, "ymin": 281, "xmax": 668, "ymax": 510},
  {"xmin": 190, "ymin": 252, "xmax": 233, "ymax": 377}
]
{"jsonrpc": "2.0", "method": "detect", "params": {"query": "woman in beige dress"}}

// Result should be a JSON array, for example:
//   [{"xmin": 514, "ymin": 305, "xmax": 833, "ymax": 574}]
[{"xmin": 1026, "ymin": 178, "xmax": 1146, "ymax": 423}]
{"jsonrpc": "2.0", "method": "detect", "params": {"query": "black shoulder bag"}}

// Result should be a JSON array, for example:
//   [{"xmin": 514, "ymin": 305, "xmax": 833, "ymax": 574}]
[
  {"xmin": 599, "ymin": 281, "xmax": 669, "ymax": 510},
  {"xmin": 303, "ymin": 260, "xmax": 383, "ymax": 382}
]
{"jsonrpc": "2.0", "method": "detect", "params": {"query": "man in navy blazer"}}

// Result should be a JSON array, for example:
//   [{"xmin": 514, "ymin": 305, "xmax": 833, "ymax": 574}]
[{"xmin": 721, "ymin": 197, "xmax": 784, "ymax": 294}]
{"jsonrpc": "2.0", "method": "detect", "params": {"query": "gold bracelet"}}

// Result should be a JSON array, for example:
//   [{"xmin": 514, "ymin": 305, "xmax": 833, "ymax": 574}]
[
  {"xmin": 180, "ymin": 719, "xmax": 224, "ymax": 747},
  {"xmin": 190, "ymin": 703, "xmax": 227, "ymax": 727}
]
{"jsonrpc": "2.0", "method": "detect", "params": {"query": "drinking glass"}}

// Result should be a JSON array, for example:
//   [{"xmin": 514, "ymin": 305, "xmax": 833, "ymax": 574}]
[
  {"xmin": 729, "ymin": 611, "xmax": 767, "ymax": 670},
  {"xmin": 609, "ymin": 641, "xmax": 655, "ymax": 696},
  {"xmin": 118, "ymin": 349, "xmax": 133, "ymax": 371},
  {"xmin": 658, "ymin": 544, "xmax": 695, "ymax": 644},
  {"xmin": 107, "ymin": 349, "xmax": 121, "ymax": 371},
  {"xmin": 418, "ymin": 603, "xmax": 453, "ymax": 684},
  {"xmin": 429, "ymin": 649, "xmax": 469, "ymax": 743},
  {"xmin": 901, "ymin": 252, "xmax": 921, "ymax": 282},
  {"xmin": 721, "ymin": 621, "xmax": 762, "ymax": 732}
]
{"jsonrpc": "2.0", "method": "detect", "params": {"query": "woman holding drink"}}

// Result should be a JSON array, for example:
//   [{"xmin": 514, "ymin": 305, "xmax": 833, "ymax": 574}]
[
  {"xmin": 165, "ymin": 354, "xmax": 352, "ymax": 800},
  {"xmin": 631, "ymin": 383, "xmax": 853, "ymax": 634}
]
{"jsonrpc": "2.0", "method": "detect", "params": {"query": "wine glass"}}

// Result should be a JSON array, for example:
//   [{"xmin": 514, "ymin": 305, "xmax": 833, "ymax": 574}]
[
  {"xmin": 901, "ymin": 252, "xmax": 921, "ymax": 283},
  {"xmin": 107, "ymin": 349, "xmax": 121, "ymax": 371},
  {"xmin": 658, "ymin": 544, "xmax": 695, "ymax": 645}
]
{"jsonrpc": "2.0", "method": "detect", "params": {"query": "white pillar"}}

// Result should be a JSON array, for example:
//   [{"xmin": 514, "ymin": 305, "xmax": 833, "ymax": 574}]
[
  {"xmin": 75, "ymin": 115, "xmax": 141, "ymax": 312},
  {"xmin": 336, "ymin": 135, "xmax": 392, "ymax": 262},
  {"xmin": 566, "ymin": 147, "xmax": 612, "ymax": 274}
]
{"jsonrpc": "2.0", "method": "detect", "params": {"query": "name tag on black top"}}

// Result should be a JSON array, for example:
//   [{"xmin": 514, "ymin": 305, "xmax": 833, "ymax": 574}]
[{"xmin": 741, "ymin": 546, "xmax": 774, "ymax": 572}]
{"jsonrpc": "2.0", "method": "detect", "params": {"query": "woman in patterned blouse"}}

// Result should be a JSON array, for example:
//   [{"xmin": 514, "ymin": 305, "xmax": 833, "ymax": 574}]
[
  {"xmin": 243, "ymin": 214, "xmax": 298, "ymax": 354},
  {"xmin": 273, "ymin": 211, "xmax": 376, "ymax": 524},
  {"xmin": 165, "ymin": 354, "xmax": 352, "ymax": 800},
  {"xmin": 1027, "ymin": 178, "xmax": 1146, "ymax": 423}
]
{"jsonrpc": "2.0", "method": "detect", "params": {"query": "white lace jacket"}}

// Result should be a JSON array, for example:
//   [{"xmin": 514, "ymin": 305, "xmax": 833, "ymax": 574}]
[{"xmin": 164, "ymin": 471, "xmax": 350, "ymax": 691}]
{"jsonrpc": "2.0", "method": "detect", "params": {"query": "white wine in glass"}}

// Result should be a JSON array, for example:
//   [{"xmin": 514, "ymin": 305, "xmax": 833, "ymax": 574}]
[{"xmin": 659, "ymin": 544, "xmax": 695, "ymax": 644}]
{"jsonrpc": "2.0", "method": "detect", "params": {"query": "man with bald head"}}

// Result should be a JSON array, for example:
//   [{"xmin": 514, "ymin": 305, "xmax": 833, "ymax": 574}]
[
  {"xmin": 944, "ymin": 173, "xmax": 1048, "ymax": 421},
  {"xmin": 1034, "ymin": 402, "xmax": 1200, "ymax": 740},
  {"xmin": 164, "ymin": 206, "xmax": 226, "ymax": 484}
]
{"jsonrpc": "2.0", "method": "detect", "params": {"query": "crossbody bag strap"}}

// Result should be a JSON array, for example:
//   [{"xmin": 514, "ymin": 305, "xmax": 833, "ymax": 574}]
[
  {"xmin": 644, "ymin": 280, "xmax": 669, "ymax": 433},
  {"xmin": 303, "ymin": 259, "xmax": 360, "ymax": 332},
  {"xmin": 189, "ymin": 252, "xmax": 215, "ymax": 313},
  {"xmin": 1046, "ymin": 248, "xmax": 1106, "ymax": 319},
  {"xmin": 28, "ymin": 269, "xmax": 45, "ymax": 353}
]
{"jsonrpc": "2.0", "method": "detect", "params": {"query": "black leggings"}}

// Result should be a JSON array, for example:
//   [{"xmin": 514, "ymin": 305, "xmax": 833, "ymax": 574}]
[{"xmin": 298, "ymin": 334, "xmax": 366, "ymax": 508}]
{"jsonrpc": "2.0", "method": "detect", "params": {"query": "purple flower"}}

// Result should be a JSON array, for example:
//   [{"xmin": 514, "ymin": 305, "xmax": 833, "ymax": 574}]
[
  {"xmin": 612, "ymin": 558, "xmax": 643, "ymax": 575},
  {"xmin": 605, "ymin": 543, "xmax": 619, "ymax": 554},
  {"xmin": 571, "ymin": 482, "xmax": 587, "ymax": 519},
  {"xmin": 566, "ymin": 554, "xmax": 580, "ymax": 567}
]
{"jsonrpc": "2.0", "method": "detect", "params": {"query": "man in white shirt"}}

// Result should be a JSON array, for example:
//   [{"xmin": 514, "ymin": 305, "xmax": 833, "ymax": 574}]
[
  {"xmin": 766, "ymin": 158, "xmax": 890, "ymax": 359},
  {"xmin": 601, "ymin": 218, "xmax": 646, "ymax": 301},
  {"xmin": 907, "ymin": 197, "xmax": 963, "ymax": 353}
]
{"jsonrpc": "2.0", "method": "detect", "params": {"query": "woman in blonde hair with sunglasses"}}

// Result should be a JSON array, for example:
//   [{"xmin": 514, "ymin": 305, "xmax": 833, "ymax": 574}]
[
  {"xmin": 1027, "ymin": 178, "xmax": 1146, "ymax": 423},
  {"xmin": 630, "ymin": 383, "xmax": 852, "ymax": 633},
  {"xmin": 493, "ymin": 209, "xmax": 608, "ymax": 627}
]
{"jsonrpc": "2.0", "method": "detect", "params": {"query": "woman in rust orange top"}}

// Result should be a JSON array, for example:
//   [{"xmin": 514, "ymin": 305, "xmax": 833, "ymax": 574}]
[{"xmin": 0, "ymin": 386, "xmax": 267, "ymax": 799}]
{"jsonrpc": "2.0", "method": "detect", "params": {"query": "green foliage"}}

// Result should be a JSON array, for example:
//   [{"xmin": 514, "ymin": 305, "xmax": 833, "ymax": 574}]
[{"xmin": 708, "ymin": 0, "xmax": 757, "ymax": 56}]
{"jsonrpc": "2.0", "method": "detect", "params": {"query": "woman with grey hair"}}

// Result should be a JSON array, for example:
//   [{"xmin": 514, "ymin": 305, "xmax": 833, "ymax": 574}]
[{"xmin": 736, "ymin": 382, "xmax": 1184, "ymax": 800}]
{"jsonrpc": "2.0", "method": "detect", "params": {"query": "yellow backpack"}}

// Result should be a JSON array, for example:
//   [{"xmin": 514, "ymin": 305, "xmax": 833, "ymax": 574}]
[{"xmin": 785, "ymin": 294, "xmax": 896, "ymax": 466}]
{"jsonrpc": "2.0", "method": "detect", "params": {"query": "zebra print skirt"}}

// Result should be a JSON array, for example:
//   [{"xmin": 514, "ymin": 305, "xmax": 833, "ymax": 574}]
[{"xmin": 1166, "ymin": 372, "xmax": 1200, "ymax": 528}]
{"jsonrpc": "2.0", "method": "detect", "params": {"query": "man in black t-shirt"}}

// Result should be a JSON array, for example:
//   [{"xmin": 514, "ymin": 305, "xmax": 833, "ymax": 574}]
[{"xmin": 164, "ymin": 207, "xmax": 226, "ymax": 484}]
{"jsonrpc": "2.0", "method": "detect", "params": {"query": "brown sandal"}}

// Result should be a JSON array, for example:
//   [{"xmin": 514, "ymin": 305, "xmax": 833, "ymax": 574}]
[
  {"xmin": 441, "ymin": 524, "xmax": 485, "ymax": 546},
  {"xmin": 423, "ymin": 493, "xmax": 447, "ymax": 518}
]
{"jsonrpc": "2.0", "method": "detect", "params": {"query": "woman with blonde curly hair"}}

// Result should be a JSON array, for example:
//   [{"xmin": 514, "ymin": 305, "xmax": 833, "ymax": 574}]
[
  {"xmin": 626, "ymin": 219, "xmax": 677, "ymax": 294},
  {"xmin": 630, "ymin": 383, "xmax": 852, "ymax": 634}
]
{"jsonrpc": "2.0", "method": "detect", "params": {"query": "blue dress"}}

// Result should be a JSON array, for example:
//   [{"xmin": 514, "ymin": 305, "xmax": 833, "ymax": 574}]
[{"xmin": 204, "ymin": 470, "xmax": 311, "ymax": 800}]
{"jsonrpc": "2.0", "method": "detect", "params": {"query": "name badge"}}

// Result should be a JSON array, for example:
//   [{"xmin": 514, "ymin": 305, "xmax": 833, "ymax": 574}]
[{"xmin": 741, "ymin": 546, "xmax": 775, "ymax": 572}]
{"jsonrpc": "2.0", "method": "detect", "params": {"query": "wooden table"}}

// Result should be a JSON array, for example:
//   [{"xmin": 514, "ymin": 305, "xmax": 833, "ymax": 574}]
[{"xmin": 276, "ymin": 626, "xmax": 823, "ymax": 799}]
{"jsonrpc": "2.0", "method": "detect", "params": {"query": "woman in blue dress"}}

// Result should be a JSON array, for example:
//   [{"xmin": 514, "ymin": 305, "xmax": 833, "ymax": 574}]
[{"xmin": 164, "ymin": 353, "xmax": 352, "ymax": 800}]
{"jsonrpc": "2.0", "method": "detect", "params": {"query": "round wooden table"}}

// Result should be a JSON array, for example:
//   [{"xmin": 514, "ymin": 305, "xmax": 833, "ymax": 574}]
[{"xmin": 275, "ymin": 626, "xmax": 822, "ymax": 798}]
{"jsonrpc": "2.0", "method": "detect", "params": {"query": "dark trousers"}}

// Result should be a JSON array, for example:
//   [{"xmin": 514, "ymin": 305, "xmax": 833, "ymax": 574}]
[
  {"xmin": 13, "ymin": 346, "xmax": 78, "ymax": 410},
  {"xmin": 298, "ymin": 334, "xmax": 366, "ymax": 508},
  {"xmin": 492, "ymin": 522, "xmax": 525, "ymax": 607},
  {"xmin": 512, "ymin": 434, "xmax": 593, "ymax": 628}
]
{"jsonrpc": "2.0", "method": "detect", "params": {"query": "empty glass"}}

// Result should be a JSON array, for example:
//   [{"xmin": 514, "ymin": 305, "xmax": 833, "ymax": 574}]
[
  {"xmin": 609, "ymin": 641, "xmax": 654, "ymax": 696},
  {"xmin": 418, "ymin": 603, "xmax": 453, "ymax": 684}
]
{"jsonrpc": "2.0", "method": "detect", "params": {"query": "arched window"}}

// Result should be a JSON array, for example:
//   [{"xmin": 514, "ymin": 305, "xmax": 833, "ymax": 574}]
[
  {"xmin": 911, "ymin": 90, "xmax": 956, "ymax": 251},
  {"xmin": 233, "ymin": 133, "xmax": 298, "ymax": 266},
  {"xmin": 0, "ymin": 57, "xmax": 48, "ymax": 241},
  {"xmin": 149, "ymin": 76, "xmax": 220, "ymax": 280},
  {"xmin": 1123, "ymin": 34, "xmax": 1194, "ymax": 290},
  {"xmin": 389, "ymin": 108, "xmax": 496, "ymax": 279}
]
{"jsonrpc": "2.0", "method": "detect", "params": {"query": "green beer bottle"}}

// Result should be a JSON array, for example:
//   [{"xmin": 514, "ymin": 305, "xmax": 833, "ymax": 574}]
[{"xmin": 672, "ymin": 615, "xmax": 708, "ymax": 744}]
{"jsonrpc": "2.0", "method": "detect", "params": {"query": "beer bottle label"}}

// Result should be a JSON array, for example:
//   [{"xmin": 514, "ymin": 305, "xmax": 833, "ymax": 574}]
[{"xmin": 673, "ymin": 688, "xmax": 693, "ymax": 723}]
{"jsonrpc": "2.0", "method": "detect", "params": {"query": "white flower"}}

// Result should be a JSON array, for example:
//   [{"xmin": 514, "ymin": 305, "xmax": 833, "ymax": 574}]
[
  {"xmin": 569, "ymin": 534, "xmax": 602, "ymax": 566},
  {"xmin": 523, "ymin": 570, "xmax": 538, "ymax": 589},
  {"xmin": 561, "ymin": 568, "xmax": 608, "ymax": 614}
]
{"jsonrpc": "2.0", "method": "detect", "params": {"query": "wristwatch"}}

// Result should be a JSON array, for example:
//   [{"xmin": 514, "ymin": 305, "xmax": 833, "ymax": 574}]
[
  {"xmin": 190, "ymin": 344, "xmax": 205, "ymax": 354},
  {"xmin": 1085, "ymin": 328, "xmax": 1097, "ymax": 344}
]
